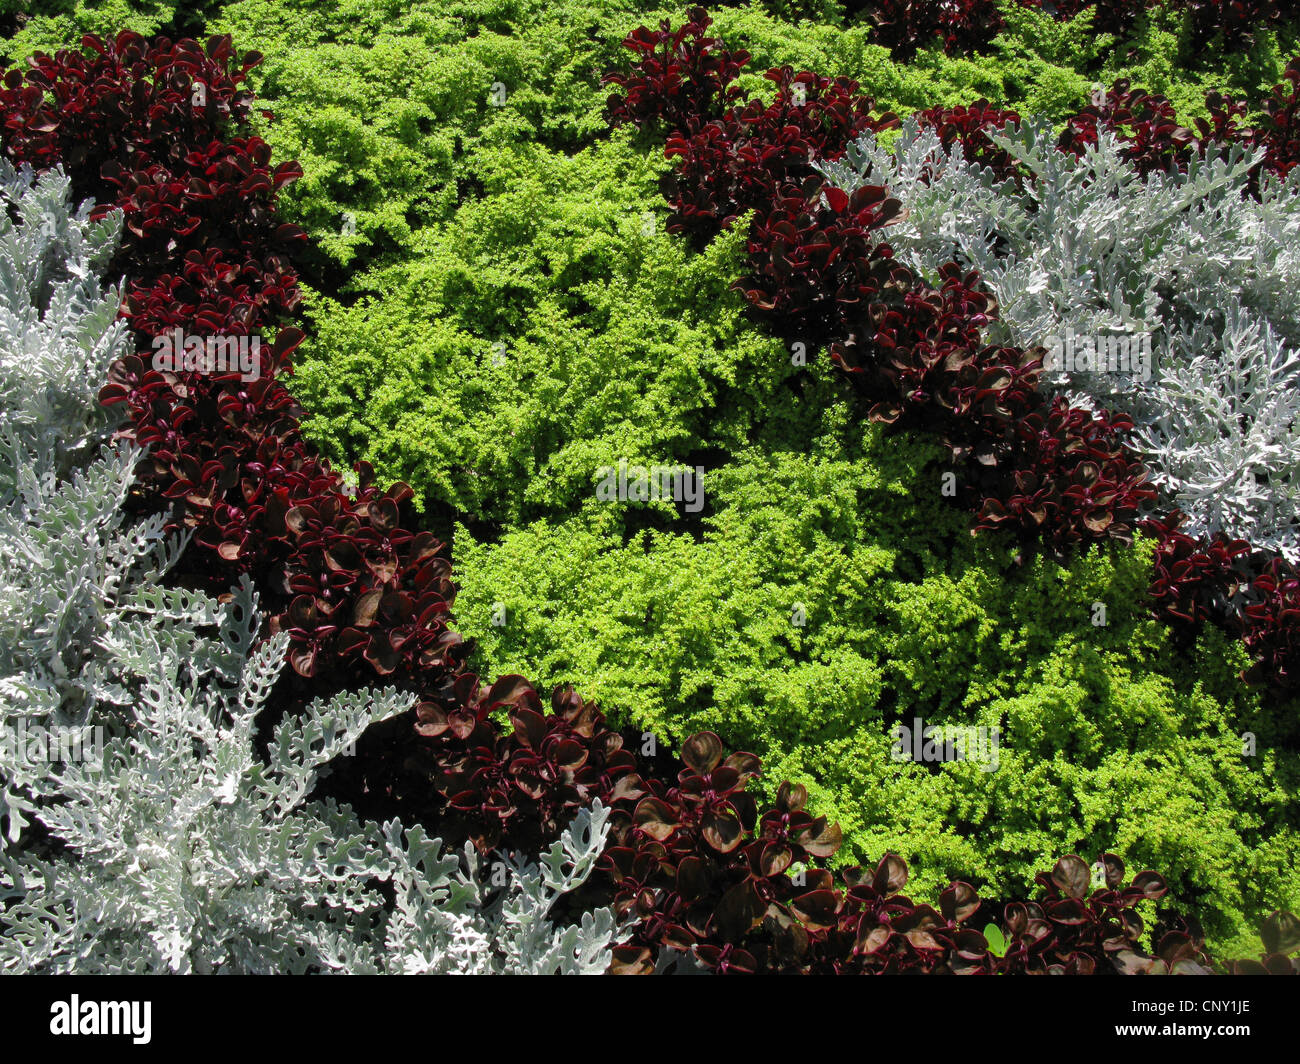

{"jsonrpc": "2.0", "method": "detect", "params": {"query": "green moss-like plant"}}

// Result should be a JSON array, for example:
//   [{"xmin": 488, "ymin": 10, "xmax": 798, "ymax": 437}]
[{"xmin": 454, "ymin": 409, "xmax": 1300, "ymax": 960}]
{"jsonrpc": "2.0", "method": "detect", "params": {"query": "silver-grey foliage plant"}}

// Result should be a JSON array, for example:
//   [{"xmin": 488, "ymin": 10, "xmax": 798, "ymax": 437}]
[
  {"xmin": 820, "ymin": 118, "xmax": 1300, "ymax": 556},
  {"xmin": 0, "ymin": 161, "xmax": 620, "ymax": 975}
]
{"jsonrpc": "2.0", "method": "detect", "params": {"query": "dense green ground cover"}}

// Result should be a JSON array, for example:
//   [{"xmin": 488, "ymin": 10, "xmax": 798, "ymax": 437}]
[{"xmin": 6, "ymin": 0, "xmax": 1299, "ymax": 955}]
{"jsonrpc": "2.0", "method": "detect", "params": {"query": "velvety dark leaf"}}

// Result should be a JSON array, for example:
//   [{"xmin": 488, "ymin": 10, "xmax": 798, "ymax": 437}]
[
  {"xmin": 681, "ymin": 731, "xmax": 724, "ymax": 776},
  {"xmin": 1052, "ymin": 855, "xmax": 1092, "ymax": 899}
]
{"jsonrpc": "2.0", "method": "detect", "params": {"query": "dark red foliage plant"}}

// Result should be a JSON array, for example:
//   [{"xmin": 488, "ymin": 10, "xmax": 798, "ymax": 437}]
[
  {"xmin": 735, "ymin": 181, "xmax": 908, "ymax": 346},
  {"xmin": 1144, "ymin": 512, "xmax": 1255, "ymax": 627},
  {"xmin": 1141, "ymin": 512, "xmax": 1300, "ymax": 693},
  {"xmin": 1, "ymin": 31, "xmax": 263, "ymax": 191},
  {"xmin": 1256, "ymin": 56, "xmax": 1300, "ymax": 179},
  {"xmin": 660, "ymin": 69, "xmax": 899, "ymax": 243},
  {"xmin": 1035, "ymin": 0, "xmax": 1158, "ymax": 36},
  {"xmin": 840, "ymin": 0, "xmax": 1008, "ymax": 59},
  {"xmin": 1058, "ymin": 79, "xmax": 1207, "ymax": 176},
  {"xmin": 1181, "ymin": 0, "xmax": 1283, "ymax": 49},
  {"xmin": 1241, "ymin": 557, "xmax": 1300, "ymax": 690},
  {"xmin": 406, "ymin": 677, "xmax": 644, "ymax": 853},
  {"xmin": 840, "ymin": 0, "xmax": 1167, "ymax": 59},
  {"xmin": 1003, "ymin": 854, "xmax": 1210, "ymax": 975},
  {"xmin": 973, "ymin": 400, "xmax": 1156, "ymax": 550},
  {"xmin": 1228, "ymin": 911, "xmax": 1300, "ymax": 974},
  {"xmin": 912, "ymin": 100, "xmax": 1025, "ymax": 184},
  {"xmin": 603, "ymin": 5, "xmax": 749, "ymax": 133}
]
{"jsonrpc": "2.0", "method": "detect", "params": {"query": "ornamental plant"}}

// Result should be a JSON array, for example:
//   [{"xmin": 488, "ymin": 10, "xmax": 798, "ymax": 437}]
[
  {"xmin": 0, "ymin": 161, "xmax": 621, "ymax": 975},
  {"xmin": 610, "ymin": 9, "xmax": 1158, "ymax": 554},
  {"xmin": 821, "ymin": 104, "xmax": 1300, "ymax": 683},
  {"xmin": 840, "ymin": 0, "xmax": 1285, "ymax": 58},
  {"xmin": 659, "ymin": 66, "xmax": 898, "ymax": 243},
  {"xmin": 1054, "ymin": 71, "xmax": 1300, "ymax": 189},
  {"xmin": 1182, "ymin": 0, "xmax": 1283, "ymax": 48},
  {"xmin": 841, "ymin": 0, "xmax": 1005, "ymax": 58},
  {"xmin": 10, "ymin": 0, "xmax": 1300, "ymax": 972},
  {"xmin": 600, "ymin": 725, "xmax": 1287, "ymax": 974},
  {"xmin": 603, "ymin": 5, "xmax": 750, "ymax": 133},
  {"xmin": 7, "ymin": 142, "xmax": 1267, "ymax": 978}
]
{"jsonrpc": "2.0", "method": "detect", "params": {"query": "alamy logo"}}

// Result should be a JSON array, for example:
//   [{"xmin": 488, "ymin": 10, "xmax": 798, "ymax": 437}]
[
  {"xmin": 151, "ymin": 327, "xmax": 262, "ymax": 381},
  {"xmin": 1, "ymin": 721, "xmax": 103, "ymax": 770},
  {"xmin": 890, "ymin": 718, "xmax": 1001, "ymax": 773},
  {"xmin": 1042, "ymin": 327, "xmax": 1152, "ymax": 382},
  {"xmin": 595, "ymin": 458, "xmax": 705, "ymax": 513},
  {"xmin": 50, "ymin": 996, "xmax": 151, "ymax": 1044}
]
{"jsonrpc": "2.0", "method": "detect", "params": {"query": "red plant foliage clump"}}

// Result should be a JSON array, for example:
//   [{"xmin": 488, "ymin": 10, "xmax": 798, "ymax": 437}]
[
  {"xmin": 843, "ymin": 1, "xmax": 1281, "ymax": 58},
  {"xmin": 658, "ymin": 70, "xmax": 898, "ymax": 242},
  {"xmin": 1182, "ymin": 0, "xmax": 1283, "ymax": 48},
  {"xmin": 841, "ymin": 0, "xmax": 1009, "ymax": 58},
  {"xmin": 912, "ymin": 100, "xmax": 1025, "ymax": 183},
  {"xmin": 603, "ymin": 6, "xmax": 749, "ymax": 133},
  {"xmin": 1144, "ymin": 512, "xmax": 1254, "ymax": 626}
]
